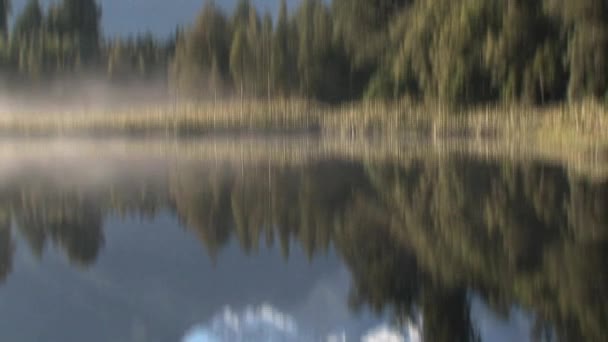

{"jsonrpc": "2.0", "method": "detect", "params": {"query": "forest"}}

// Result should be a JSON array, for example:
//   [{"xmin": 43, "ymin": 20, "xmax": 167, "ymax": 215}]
[{"xmin": 1, "ymin": 0, "xmax": 608, "ymax": 105}]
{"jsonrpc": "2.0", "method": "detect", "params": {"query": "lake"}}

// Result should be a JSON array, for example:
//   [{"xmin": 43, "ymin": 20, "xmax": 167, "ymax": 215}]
[{"xmin": 0, "ymin": 138, "xmax": 605, "ymax": 342}]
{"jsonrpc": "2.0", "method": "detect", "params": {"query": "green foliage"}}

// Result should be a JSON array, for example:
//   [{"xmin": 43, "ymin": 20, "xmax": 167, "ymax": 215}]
[
  {"xmin": 270, "ymin": 0, "xmax": 292, "ymax": 96},
  {"xmin": 107, "ymin": 34, "xmax": 169, "ymax": 81},
  {"xmin": 1, "ymin": 0, "xmax": 170, "ymax": 84},
  {"xmin": 171, "ymin": 1, "xmax": 230, "ymax": 97},
  {"xmin": 229, "ymin": 27, "xmax": 250, "ymax": 97},
  {"xmin": 12, "ymin": 0, "xmax": 40, "ymax": 38},
  {"xmin": 49, "ymin": 0, "xmax": 101, "ymax": 61},
  {"xmin": 294, "ymin": 0, "xmax": 331, "ymax": 96},
  {"xmin": 392, "ymin": 0, "xmax": 511, "ymax": 103},
  {"xmin": 2, "ymin": 0, "xmax": 608, "ymax": 105},
  {"xmin": 332, "ymin": 0, "xmax": 410, "ymax": 99},
  {"xmin": 364, "ymin": 68, "xmax": 396, "ymax": 100},
  {"xmin": 549, "ymin": 0, "xmax": 608, "ymax": 100},
  {"xmin": 483, "ymin": 1, "xmax": 564, "ymax": 103},
  {"xmin": 0, "ymin": 0, "xmax": 10, "ymax": 39},
  {"xmin": 332, "ymin": 0, "xmax": 410, "ymax": 69},
  {"xmin": 388, "ymin": 0, "xmax": 607, "ymax": 104}
]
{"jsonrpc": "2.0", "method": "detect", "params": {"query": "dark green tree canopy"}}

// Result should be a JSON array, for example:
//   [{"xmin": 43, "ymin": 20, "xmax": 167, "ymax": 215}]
[
  {"xmin": 0, "ymin": 0, "xmax": 10, "ymax": 39},
  {"xmin": 2, "ymin": 0, "xmax": 608, "ymax": 104}
]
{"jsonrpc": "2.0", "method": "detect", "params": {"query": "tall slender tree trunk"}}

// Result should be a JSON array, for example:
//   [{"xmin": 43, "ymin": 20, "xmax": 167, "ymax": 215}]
[
  {"xmin": 267, "ymin": 39, "xmax": 271, "ymax": 103},
  {"xmin": 240, "ymin": 80, "xmax": 244, "ymax": 117},
  {"xmin": 539, "ymin": 72, "xmax": 545, "ymax": 105}
]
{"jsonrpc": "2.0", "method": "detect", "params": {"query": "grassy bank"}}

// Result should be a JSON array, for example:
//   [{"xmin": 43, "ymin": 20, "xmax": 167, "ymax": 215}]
[
  {"xmin": 1, "ymin": 136, "xmax": 607, "ymax": 180},
  {"xmin": 0, "ymin": 100, "xmax": 324, "ymax": 136},
  {"xmin": 326, "ymin": 100, "xmax": 608, "ymax": 141},
  {"xmin": 0, "ymin": 99, "xmax": 607, "ymax": 149}
]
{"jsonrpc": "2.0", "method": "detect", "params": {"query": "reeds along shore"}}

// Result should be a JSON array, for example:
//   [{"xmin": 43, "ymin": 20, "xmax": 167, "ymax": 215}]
[{"xmin": 0, "ymin": 99, "xmax": 606, "ymax": 146}]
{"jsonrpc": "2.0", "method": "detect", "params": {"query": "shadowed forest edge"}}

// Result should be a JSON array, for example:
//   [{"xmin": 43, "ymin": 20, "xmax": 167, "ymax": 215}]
[{"xmin": 1, "ymin": 1, "xmax": 608, "ymax": 124}]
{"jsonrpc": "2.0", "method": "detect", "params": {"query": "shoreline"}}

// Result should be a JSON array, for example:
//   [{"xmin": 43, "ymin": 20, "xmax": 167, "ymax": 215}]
[
  {"xmin": 0, "ymin": 99, "xmax": 606, "ymax": 155},
  {"xmin": 0, "ymin": 134, "xmax": 604, "ymax": 181}
]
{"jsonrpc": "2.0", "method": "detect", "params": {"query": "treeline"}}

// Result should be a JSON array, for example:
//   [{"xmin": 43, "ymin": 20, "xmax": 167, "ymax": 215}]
[
  {"xmin": 0, "ymin": 0, "xmax": 171, "ymax": 86},
  {"xmin": 2, "ymin": 0, "xmax": 608, "ymax": 105}
]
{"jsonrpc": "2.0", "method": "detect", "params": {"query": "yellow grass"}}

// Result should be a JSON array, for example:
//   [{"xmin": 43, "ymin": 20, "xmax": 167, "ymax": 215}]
[
  {"xmin": 0, "ymin": 98, "xmax": 606, "ymax": 155},
  {"xmin": 0, "ymin": 99, "xmax": 325, "ymax": 135}
]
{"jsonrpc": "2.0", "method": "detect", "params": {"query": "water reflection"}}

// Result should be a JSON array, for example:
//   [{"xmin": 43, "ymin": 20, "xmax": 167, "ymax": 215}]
[{"xmin": 0, "ymin": 148, "xmax": 606, "ymax": 341}]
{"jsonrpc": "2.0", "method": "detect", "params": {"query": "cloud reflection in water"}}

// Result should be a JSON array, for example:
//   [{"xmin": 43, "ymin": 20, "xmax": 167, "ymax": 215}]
[{"xmin": 182, "ymin": 304, "xmax": 421, "ymax": 342}]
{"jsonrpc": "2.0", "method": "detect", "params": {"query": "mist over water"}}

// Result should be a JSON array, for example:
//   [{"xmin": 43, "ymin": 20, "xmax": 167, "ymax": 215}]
[{"xmin": 0, "ymin": 77, "xmax": 172, "ymax": 115}]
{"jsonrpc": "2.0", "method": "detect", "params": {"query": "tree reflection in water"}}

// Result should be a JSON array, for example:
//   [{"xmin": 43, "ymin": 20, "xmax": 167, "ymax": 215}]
[{"xmin": 0, "ymin": 157, "xmax": 605, "ymax": 341}]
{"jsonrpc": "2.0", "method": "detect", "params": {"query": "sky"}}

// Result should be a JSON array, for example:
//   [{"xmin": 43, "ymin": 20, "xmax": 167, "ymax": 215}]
[{"xmin": 12, "ymin": 0, "xmax": 301, "ymax": 38}]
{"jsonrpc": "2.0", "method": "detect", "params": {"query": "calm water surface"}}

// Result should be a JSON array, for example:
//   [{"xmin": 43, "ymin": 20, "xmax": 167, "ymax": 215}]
[{"xmin": 0, "ymin": 139, "xmax": 605, "ymax": 342}]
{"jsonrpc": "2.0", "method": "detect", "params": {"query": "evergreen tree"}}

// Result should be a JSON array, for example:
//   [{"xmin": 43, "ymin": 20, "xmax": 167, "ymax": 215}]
[
  {"xmin": 245, "ymin": 5, "xmax": 261, "ymax": 95},
  {"xmin": 295, "ymin": 0, "xmax": 331, "ymax": 97},
  {"xmin": 230, "ymin": 27, "xmax": 250, "ymax": 101},
  {"xmin": 547, "ymin": 0, "xmax": 608, "ymax": 99},
  {"xmin": 54, "ymin": 0, "xmax": 101, "ymax": 62},
  {"xmin": 260, "ymin": 12, "xmax": 273, "ymax": 99},
  {"xmin": 333, "ymin": 0, "xmax": 411, "ymax": 98},
  {"xmin": 484, "ymin": 0, "xmax": 564, "ymax": 103},
  {"xmin": 13, "ymin": 0, "xmax": 42, "ymax": 38},
  {"xmin": 0, "ymin": 0, "xmax": 10, "ymax": 40},
  {"xmin": 271, "ymin": 0, "xmax": 291, "ymax": 96},
  {"xmin": 2, "ymin": 0, "xmax": 608, "ymax": 105},
  {"xmin": 171, "ymin": 1, "xmax": 230, "ymax": 97}
]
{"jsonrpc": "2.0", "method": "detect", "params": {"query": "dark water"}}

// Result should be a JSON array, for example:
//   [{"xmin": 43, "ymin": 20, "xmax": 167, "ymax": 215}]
[{"xmin": 0, "ymin": 143, "xmax": 606, "ymax": 342}]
